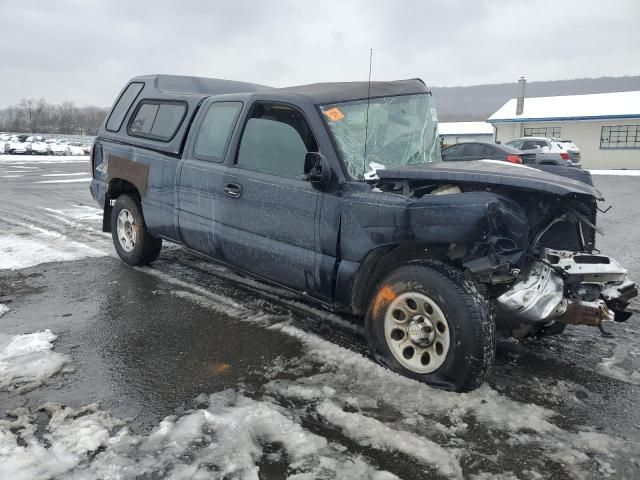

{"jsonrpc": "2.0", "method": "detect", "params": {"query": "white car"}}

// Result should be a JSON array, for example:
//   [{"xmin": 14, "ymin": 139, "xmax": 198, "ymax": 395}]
[
  {"xmin": 48, "ymin": 142, "xmax": 70, "ymax": 156},
  {"xmin": 28, "ymin": 140, "xmax": 51, "ymax": 155},
  {"xmin": 67, "ymin": 144, "xmax": 86, "ymax": 156},
  {"xmin": 3, "ymin": 135, "xmax": 28, "ymax": 155}
]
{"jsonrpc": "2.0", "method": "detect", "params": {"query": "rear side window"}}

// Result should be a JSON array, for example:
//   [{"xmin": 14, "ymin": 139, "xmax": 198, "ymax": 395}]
[
  {"xmin": 194, "ymin": 102, "xmax": 243, "ymax": 162},
  {"xmin": 128, "ymin": 101, "xmax": 187, "ymax": 142},
  {"xmin": 106, "ymin": 82, "xmax": 144, "ymax": 132}
]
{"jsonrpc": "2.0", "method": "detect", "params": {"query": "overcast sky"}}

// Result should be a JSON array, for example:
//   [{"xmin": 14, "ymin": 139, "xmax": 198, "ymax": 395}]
[{"xmin": 1, "ymin": 0, "xmax": 639, "ymax": 107}]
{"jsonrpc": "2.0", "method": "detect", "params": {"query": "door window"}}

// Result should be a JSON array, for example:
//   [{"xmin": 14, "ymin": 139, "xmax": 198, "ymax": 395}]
[
  {"xmin": 236, "ymin": 103, "xmax": 318, "ymax": 177},
  {"xmin": 194, "ymin": 102, "xmax": 243, "ymax": 162}
]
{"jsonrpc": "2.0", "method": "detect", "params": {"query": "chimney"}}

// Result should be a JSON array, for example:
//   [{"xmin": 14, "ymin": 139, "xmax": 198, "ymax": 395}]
[{"xmin": 516, "ymin": 76, "xmax": 526, "ymax": 116}]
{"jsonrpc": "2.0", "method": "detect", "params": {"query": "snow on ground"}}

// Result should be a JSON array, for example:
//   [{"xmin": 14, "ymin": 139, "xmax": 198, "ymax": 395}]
[
  {"xmin": 0, "ymin": 330, "xmax": 68, "ymax": 392},
  {"xmin": 0, "ymin": 154, "xmax": 88, "ymax": 164},
  {"xmin": 1, "ymin": 281, "xmax": 637, "ymax": 478},
  {"xmin": 589, "ymin": 170, "xmax": 640, "ymax": 176},
  {"xmin": 0, "ymin": 223, "xmax": 107, "ymax": 270},
  {"xmin": 0, "ymin": 304, "xmax": 9, "ymax": 318},
  {"xmin": 0, "ymin": 391, "xmax": 399, "ymax": 480},
  {"xmin": 597, "ymin": 342, "xmax": 640, "ymax": 385},
  {"xmin": 35, "ymin": 178, "xmax": 91, "ymax": 184}
]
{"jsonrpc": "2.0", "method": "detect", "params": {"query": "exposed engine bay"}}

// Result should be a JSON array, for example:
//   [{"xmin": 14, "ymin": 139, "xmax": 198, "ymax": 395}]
[{"xmin": 372, "ymin": 162, "xmax": 638, "ymax": 337}]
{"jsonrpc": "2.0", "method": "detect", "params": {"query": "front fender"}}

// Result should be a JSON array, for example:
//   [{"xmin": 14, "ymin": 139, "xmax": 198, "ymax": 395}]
[{"xmin": 340, "ymin": 190, "xmax": 529, "ymax": 263}]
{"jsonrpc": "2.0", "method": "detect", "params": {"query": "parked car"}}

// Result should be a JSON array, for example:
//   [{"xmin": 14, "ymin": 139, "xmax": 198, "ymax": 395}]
[
  {"xmin": 47, "ymin": 140, "xmax": 70, "ymax": 156},
  {"xmin": 66, "ymin": 143, "xmax": 86, "ymax": 156},
  {"xmin": 28, "ymin": 139, "xmax": 51, "ymax": 155},
  {"xmin": 441, "ymin": 142, "xmax": 536, "ymax": 164},
  {"xmin": 556, "ymin": 139, "xmax": 581, "ymax": 166},
  {"xmin": 90, "ymin": 75, "xmax": 636, "ymax": 392},
  {"xmin": 506, "ymin": 137, "xmax": 574, "ymax": 167},
  {"xmin": 3, "ymin": 135, "xmax": 28, "ymax": 154}
]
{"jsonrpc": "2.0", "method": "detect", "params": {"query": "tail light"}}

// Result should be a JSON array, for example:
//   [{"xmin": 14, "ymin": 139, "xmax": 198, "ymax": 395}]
[
  {"xmin": 506, "ymin": 155, "xmax": 522, "ymax": 164},
  {"xmin": 560, "ymin": 152, "xmax": 570, "ymax": 160}
]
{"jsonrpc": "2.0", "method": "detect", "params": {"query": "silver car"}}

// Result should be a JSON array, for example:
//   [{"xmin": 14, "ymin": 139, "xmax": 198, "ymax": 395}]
[{"xmin": 506, "ymin": 137, "xmax": 575, "ymax": 167}]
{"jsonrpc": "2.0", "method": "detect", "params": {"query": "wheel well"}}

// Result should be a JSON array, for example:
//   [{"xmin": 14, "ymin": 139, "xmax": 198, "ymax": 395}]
[
  {"xmin": 103, "ymin": 179, "xmax": 141, "ymax": 232},
  {"xmin": 350, "ymin": 244, "xmax": 449, "ymax": 316}
]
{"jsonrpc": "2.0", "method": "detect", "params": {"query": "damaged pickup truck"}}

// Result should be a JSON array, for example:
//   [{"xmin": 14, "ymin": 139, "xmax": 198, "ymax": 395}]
[{"xmin": 90, "ymin": 75, "xmax": 637, "ymax": 392}]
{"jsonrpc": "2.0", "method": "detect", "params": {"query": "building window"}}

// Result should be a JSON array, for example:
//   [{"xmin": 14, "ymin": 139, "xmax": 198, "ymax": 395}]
[
  {"xmin": 523, "ymin": 126, "xmax": 561, "ymax": 138},
  {"xmin": 600, "ymin": 125, "xmax": 640, "ymax": 149}
]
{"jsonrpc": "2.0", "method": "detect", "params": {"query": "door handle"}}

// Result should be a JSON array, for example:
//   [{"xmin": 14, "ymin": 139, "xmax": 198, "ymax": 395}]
[{"xmin": 224, "ymin": 182, "xmax": 242, "ymax": 199}]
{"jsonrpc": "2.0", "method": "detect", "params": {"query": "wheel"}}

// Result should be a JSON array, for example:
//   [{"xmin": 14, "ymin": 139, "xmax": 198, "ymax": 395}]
[
  {"xmin": 110, "ymin": 194, "xmax": 162, "ymax": 266},
  {"xmin": 365, "ymin": 260, "xmax": 495, "ymax": 392}
]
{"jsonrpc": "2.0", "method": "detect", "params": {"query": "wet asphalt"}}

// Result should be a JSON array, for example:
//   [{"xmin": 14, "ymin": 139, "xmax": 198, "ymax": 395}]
[{"xmin": 0, "ymin": 157, "xmax": 639, "ymax": 479}]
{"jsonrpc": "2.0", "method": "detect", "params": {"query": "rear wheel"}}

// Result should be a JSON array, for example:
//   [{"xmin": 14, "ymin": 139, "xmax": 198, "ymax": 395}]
[
  {"xmin": 110, "ymin": 194, "xmax": 162, "ymax": 266},
  {"xmin": 365, "ymin": 260, "xmax": 495, "ymax": 392}
]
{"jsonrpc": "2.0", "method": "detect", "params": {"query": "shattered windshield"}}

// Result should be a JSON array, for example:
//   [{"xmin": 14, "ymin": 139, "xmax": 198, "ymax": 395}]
[{"xmin": 320, "ymin": 93, "xmax": 441, "ymax": 180}]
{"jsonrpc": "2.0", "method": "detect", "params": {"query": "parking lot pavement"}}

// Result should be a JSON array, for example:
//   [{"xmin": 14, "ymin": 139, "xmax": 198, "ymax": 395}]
[{"xmin": 1, "ymin": 155, "xmax": 639, "ymax": 479}]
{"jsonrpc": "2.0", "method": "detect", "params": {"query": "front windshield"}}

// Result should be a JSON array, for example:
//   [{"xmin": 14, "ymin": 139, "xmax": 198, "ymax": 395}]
[{"xmin": 320, "ymin": 93, "xmax": 441, "ymax": 180}]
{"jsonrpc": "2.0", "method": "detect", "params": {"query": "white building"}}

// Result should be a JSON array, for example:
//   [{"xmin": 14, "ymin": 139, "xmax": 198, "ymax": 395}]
[
  {"xmin": 488, "ymin": 90, "xmax": 640, "ymax": 169},
  {"xmin": 439, "ymin": 122, "xmax": 494, "ymax": 145}
]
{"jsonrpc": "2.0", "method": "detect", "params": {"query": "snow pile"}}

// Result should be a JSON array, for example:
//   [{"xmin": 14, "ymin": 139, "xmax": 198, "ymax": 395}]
[
  {"xmin": 0, "ymin": 391, "xmax": 398, "ymax": 480},
  {"xmin": 0, "ymin": 228, "xmax": 106, "ymax": 270},
  {"xmin": 0, "ymin": 304, "xmax": 9, "ymax": 318},
  {"xmin": 0, "ymin": 403, "xmax": 124, "ymax": 480},
  {"xmin": 317, "ymin": 400, "xmax": 462, "ymax": 478},
  {"xmin": 0, "ymin": 330, "xmax": 68, "ymax": 391},
  {"xmin": 263, "ymin": 322, "xmax": 635, "ymax": 478}
]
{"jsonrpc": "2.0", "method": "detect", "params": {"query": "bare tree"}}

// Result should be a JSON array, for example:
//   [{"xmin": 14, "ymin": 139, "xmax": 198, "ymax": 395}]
[
  {"xmin": 79, "ymin": 106, "xmax": 107, "ymax": 135},
  {"xmin": 18, "ymin": 97, "xmax": 48, "ymax": 133},
  {"xmin": 56, "ymin": 101, "xmax": 77, "ymax": 134}
]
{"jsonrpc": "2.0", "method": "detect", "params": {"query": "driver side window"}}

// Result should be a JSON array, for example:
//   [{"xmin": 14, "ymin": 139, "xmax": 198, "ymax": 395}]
[{"xmin": 236, "ymin": 103, "xmax": 318, "ymax": 178}]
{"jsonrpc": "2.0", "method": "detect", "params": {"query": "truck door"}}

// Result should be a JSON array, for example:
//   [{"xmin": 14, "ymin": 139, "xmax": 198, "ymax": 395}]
[
  {"xmin": 176, "ymin": 101, "xmax": 243, "ymax": 257},
  {"xmin": 218, "ymin": 102, "xmax": 329, "ymax": 300}
]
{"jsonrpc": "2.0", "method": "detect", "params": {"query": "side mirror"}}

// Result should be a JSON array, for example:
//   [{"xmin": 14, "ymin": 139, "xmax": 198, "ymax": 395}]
[{"xmin": 303, "ymin": 152, "xmax": 332, "ymax": 185}]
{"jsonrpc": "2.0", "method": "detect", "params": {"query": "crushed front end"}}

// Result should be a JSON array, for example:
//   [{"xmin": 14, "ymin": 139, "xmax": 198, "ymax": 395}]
[
  {"xmin": 496, "ymin": 249, "xmax": 637, "ymax": 336},
  {"xmin": 374, "ymin": 162, "xmax": 638, "ymax": 337}
]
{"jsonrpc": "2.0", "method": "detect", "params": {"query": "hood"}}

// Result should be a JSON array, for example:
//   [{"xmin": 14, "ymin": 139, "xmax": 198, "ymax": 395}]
[{"xmin": 377, "ymin": 160, "xmax": 602, "ymax": 200}]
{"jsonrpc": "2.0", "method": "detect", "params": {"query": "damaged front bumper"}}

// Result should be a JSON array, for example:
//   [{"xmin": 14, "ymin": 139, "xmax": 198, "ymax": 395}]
[{"xmin": 496, "ymin": 249, "xmax": 638, "ymax": 329}]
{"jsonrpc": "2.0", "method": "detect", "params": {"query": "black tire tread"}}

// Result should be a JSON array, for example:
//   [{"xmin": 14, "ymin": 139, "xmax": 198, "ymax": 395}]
[
  {"xmin": 110, "ymin": 194, "xmax": 162, "ymax": 266},
  {"xmin": 366, "ymin": 259, "xmax": 495, "ymax": 392}
]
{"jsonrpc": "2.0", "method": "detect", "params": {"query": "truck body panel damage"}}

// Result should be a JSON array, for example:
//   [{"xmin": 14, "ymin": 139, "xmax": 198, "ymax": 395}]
[{"xmin": 359, "ymin": 162, "xmax": 637, "ymax": 335}]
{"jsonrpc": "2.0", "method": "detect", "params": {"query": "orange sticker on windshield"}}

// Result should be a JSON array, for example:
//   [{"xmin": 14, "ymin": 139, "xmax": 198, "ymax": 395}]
[{"xmin": 323, "ymin": 107, "xmax": 344, "ymax": 121}]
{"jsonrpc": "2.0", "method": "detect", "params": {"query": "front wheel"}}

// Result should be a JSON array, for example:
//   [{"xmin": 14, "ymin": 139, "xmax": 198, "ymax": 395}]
[
  {"xmin": 365, "ymin": 261, "xmax": 495, "ymax": 392},
  {"xmin": 110, "ymin": 194, "xmax": 162, "ymax": 266}
]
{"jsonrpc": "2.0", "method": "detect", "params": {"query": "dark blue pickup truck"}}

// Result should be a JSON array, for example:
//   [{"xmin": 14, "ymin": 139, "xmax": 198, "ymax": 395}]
[{"xmin": 90, "ymin": 75, "xmax": 636, "ymax": 391}]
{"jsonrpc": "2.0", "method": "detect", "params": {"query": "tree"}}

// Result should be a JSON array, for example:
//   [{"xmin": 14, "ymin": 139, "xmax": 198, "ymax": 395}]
[
  {"xmin": 56, "ymin": 101, "xmax": 77, "ymax": 134},
  {"xmin": 18, "ymin": 97, "xmax": 48, "ymax": 133}
]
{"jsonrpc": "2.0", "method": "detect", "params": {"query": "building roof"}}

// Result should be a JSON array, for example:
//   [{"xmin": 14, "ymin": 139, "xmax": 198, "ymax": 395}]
[
  {"xmin": 438, "ymin": 121, "xmax": 494, "ymax": 135},
  {"xmin": 488, "ymin": 91, "xmax": 640, "ymax": 123}
]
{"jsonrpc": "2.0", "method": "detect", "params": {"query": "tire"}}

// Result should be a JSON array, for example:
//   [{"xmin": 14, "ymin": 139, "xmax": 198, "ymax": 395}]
[
  {"xmin": 110, "ymin": 194, "xmax": 162, "ymax": 266},
  {"xmin": 365, "ymin": 260, "xmax": 495, "ymax": 392}
]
